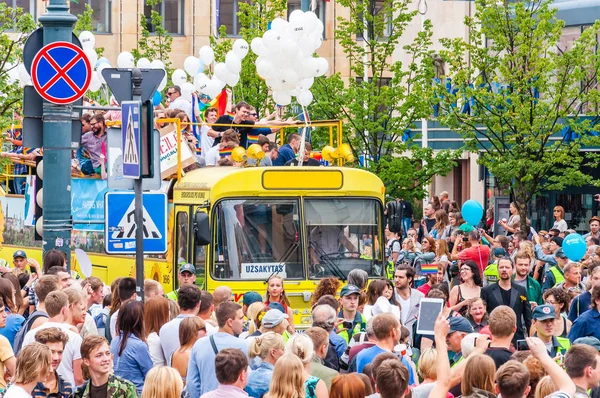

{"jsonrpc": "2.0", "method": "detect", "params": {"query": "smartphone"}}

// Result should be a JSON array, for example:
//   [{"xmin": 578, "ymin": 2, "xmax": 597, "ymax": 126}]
[
  {"xmin": 342, "ymin": 321, "xmax": 353, "ymax": 330},
  {"xmin": 516, "ymin": 339, "xmax": 529, "ymax": 351},
  {"xmin": 463, "ymin": 236, "xmax": 469, "ymax": 242}
]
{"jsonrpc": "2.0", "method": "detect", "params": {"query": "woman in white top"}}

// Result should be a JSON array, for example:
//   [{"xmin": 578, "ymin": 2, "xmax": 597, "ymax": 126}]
[
  {"xmin": 499, "ymin": 201, "xmax": 521, "ymax": 235},
  {"xmin": 363, "ymin": 279, "xmax": 401, "ymax": 320},
  {"xmin": 143, "ymin": 296, "xmax": 171, "ymax": 367},
  {"xmin": 4, "ymin": 342, "xmax": 51, "ymax": 398},
  {"xmin": 552, "ymin": 205, "xmax": 568, "ymax": 232}
]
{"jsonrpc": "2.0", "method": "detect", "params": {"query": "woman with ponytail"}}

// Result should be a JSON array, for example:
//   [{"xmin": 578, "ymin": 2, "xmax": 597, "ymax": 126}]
[
  {"xmin": 245, "ymin": 332, "xmax": 285, "ymax": 398},
  {"xmin": 285, "ymin": 334, "xmax": 329, "ymax": 398}
]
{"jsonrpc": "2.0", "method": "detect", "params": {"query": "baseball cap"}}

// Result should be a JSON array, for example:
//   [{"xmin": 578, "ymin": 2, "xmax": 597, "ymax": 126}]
[
  {"xmin": 493, "ymin": 248, "xmax": 506, "ymax": 257},
  {"xmin": 340, "ymin": 284, "xmax": 360, "ymax": 297},
  {"xmin": 243, "ymin": 291, "xmax": 263, "ymax": 306},
  {"xmin": 574, "ymin": 337, "xmax": 600, "ymax": 351},
  {"xmin": 261, "ymin": 309, "xmax": 288, "ymax": 328},
  {"xmin": 555, "ymin": 248, "xmax": 568, "ymax": 259},
  {"xmin": 12, "ymin": 250, "xmax": 26, "ymax": 259},
  {"xmin": 448, "ymin": 316, "xmax": 474, "ymax": 334},
  {"xmin": 532, "ymin": 304, "xmax": 556, "ymax": 321},
  {"xmin": 179, "ymin": 263, "xmax": 196, "ymax": 274},
  {"xmin": 268, "ymin": 302, "xmax": 286, "ymax": 313}
]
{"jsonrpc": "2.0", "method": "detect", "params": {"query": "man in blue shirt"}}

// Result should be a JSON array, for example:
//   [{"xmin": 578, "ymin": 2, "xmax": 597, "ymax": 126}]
[
  {"xmin": 569, "ymin": 265, "xmax": 600, "ymax": 322},
  {"xmin": 355, "ymin": 313, "xmax": 415, "ymax": 385},
  {"xmin": 569, "ymin": 285, "xmax": 600, "ymax": 343},
  {"xmin": 273, "ymin": 133, "xmax": 300, "ymax": 166},
  {"xmin": 186, "ymin": 301, "xmax": 249, "ymax": 398}
]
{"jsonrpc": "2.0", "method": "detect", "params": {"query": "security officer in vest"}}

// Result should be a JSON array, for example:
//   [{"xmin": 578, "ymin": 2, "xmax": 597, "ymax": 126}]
[
  {"xmin": 336, "ymin": 284, "xmax": 367, "ymax": 343},
  {"xmin": 542, "ymin": 248, "xmax": 569, "ymax": 291},
  {"xmin": 166, "ymin": 263, "xmax": 197, "ymax": 300},
  {"xmin": 484, "ymin": 247, "xmax": 506, "ymax": 286},
  {"xmin": 531, "ymin": 304, "xmax": 570, "ymax": 357}
]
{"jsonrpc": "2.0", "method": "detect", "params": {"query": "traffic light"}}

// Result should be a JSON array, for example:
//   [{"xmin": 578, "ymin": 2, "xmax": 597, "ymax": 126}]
[{"xmin": 34, "ymin": 156, "xmax": 43, "ymax": 241}]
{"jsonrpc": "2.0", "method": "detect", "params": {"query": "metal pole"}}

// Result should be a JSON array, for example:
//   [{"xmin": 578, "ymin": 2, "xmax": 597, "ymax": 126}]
[
  {"xmin": 38, "ymin": 0, "xmax": 78, "ymax": 269},
  {"xmin": 132, "ymin": 68, "xmax": 145, "ymax": 302}
]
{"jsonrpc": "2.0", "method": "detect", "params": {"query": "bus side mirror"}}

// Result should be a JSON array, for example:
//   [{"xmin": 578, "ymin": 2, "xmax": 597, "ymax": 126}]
[{"xmin": 193, "ymin": 212, "xmax": 210, "ymax": 246}]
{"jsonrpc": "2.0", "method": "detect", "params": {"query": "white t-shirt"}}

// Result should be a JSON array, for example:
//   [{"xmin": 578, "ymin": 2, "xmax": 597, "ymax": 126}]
[
  {"xmin": 147, "ymin": 331, "xmax": 165, "ymax": 367},
  {"xmin": 110, "ymin": 309, "xmax": 119, "ymax": 338},
  {"xmin": 398, "ymin": 295, "xmax": 411, "ymax": 325},
  {"xmin": 200, "ymin": 125, "xmax": 215, "ymax": 157},
  {"xmin": 205, "ymin": 322, "xmax": 218, "ymax": 336},
  {"xmin": 553, "ymin": 219, "xmax": 568, "ymax": 232},
  {"xmin": 22, "ymin": 322, "xmax": 82, "ymax": 387},
  {"xmin": 169, "ymin": 97, "xmax": 192, "ymax": 119},
  {"xmin": 3, "ymin": 384, "xmax": 31, "ymax": 398},
  {"xmin": 205, "ymin": 145, "xmax": 220, "ymax": 166}
]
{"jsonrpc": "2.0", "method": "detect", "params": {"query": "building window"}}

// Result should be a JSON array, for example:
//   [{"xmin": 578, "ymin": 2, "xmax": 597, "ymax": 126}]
[
  {"xmin": 287, "ymin": 0, "xmax": 326, "ymax": 34},
  {"xmin": 356, "ymin": 0, "xmax": 392, "ymax": 40},
  {"xmin": 218, "ymin": 0, "xmax": 250, "ymax": 37},
  {"xmin": 144, "ymin": 0, "xmax": 184, "ymax": 35},
  {"xmin": 1, "ymin": 0, "xmax": 35, "ymax": 16},
  {"xmin": 69, "ymin": 0, "xmax": 111, "ymax": 33}
]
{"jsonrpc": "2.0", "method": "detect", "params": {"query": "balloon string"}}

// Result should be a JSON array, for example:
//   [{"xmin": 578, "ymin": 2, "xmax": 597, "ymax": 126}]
[{"xmin": 297, "ymin": 105, "xmax": 310, "ymax": 167}]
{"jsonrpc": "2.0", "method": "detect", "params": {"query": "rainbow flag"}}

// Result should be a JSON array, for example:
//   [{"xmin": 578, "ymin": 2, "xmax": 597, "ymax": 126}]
[
  {"xmin": 421, "ymin": 264, "xmax": 438, "ymax": 275},
  {"xmin": 219, "ymin": 148, "xmax": 232, "ymax": 157},
  {"xmin": 197, "ymin": 89, "xmax": 229, "ymax": 120},
  {"xmin": 247, "ymin": 133, "xmax": 259, "ymax": 145}
]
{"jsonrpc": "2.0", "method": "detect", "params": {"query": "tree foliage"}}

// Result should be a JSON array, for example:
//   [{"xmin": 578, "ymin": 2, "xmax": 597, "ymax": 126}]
[
  {"xmin": 310, "ymin": 0, "xmax": 458, "ymax": 201},
  {"xmin": 73, "ymin": 3, "xmax": 104, "ymax": 56},
  {"xmin": 210, "ymin": 0, "xmax": 287, "ymax": 111},
  {"xmin": 131, "ymin": 0, "xmax": 174, "ymax": 80},
  {"xmin": 436, "ymin": 0, "xmax": 600, "ymax": 230}
]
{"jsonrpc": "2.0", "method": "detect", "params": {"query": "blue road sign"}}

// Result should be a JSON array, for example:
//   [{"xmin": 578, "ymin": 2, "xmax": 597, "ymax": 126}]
[
  {"xmin": 30, "ymin": 41, "xmax": 91, "ymax": 105},
  {"xmin": 104, "ymin": 192, "xmax": 167, "ymax": 254},
  {"xmin": 121, "ymin": 101, "xmax": 142, "ymax": 179}
]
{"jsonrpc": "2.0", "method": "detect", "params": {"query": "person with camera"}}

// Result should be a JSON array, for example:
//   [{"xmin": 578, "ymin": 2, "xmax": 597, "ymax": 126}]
[{"xmin": 451, "ymin": 230, "xmax": 490, "ymax": 276}]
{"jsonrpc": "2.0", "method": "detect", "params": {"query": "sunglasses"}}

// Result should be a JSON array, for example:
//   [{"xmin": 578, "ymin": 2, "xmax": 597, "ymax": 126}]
[
  {"xmin": 249, "ymin": 113, "xmax": 257, "ymax": 116},
  {"xmin": 166, "ymin": 91, "xmax": 176, "ymax": 96}
]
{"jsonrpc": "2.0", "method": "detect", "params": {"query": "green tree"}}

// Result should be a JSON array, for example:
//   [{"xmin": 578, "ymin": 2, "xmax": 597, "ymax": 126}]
[
  {"xmin": 436, "ymin": 0, "xmax": 600, "ymax": 231},
  {"xmin": 73, "ymin": 4, "xmax": 104, "ymax": 56},
  {"xmin": 210, "ymin": 0, "xmax": 287, "ymax": 111},
  {"xmin": 131, "ymin": 0, "xmax": 174, "ymax": 79},
  {"xmin": 310, "ymin": 0, "xmax": 457, "ymax": 201}
]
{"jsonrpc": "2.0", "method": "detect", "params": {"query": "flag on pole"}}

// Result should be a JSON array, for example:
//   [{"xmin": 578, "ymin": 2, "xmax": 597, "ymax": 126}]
[{"xmin": 191, "ymin": 95, "xmax": 202, "ymax": 156}]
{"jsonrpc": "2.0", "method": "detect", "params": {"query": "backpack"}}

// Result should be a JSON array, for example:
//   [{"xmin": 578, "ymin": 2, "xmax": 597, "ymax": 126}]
[
  {"xmin": 386, "ymin": 201, "xmax": 403, "ymax": 233},
  {"xmin": 13, "ymin": 310, "xmax": 48, "ymax": 355},
  {"xmin": 94, "ymin": 309, "xmax": 112, "ymax": 343}
]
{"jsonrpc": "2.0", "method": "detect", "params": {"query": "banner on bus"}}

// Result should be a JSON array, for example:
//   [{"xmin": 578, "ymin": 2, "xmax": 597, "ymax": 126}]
[
  {"xmin": 159, "ymin": 124, "xmax": 195, "ymax": 179},
  {"xmin": 241, "ymin": 263, "xmax": 287, "ymax": 280}
]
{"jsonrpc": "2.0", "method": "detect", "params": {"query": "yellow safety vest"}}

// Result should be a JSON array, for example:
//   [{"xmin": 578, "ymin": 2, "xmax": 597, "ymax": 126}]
[
  {"xmin": 484, "ymin": 263, "xmax": 499, "ymax": 285},
  {"xmin": 549, "ymin": 266, "xmax": 565, "ymax": 287}
]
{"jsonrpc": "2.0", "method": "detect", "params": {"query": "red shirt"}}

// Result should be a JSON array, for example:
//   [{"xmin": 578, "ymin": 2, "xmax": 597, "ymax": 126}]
[
  {"xmin": 457, "ymin": 244, "xmax": 491, "ymax": 275},
  {"xmin": 417, "ymin": 283, "xmax": 432, "ymax": 296}
]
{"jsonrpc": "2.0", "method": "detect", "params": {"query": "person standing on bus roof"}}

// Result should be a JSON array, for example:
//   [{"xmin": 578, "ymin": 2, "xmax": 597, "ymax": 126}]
[
  {"xmin": 265, "ymin": 276, "xmax": 295, "ymax": 334},
  {"xmin": 166, "ymin": 263, "xmax": 197, "ymax": 301}
]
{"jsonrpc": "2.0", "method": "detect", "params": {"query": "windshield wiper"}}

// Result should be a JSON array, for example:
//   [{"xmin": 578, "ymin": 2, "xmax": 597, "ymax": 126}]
[
  {"xmin": 308, "ymin": 232, "xmax": 346, "ymax": 281},
  {"xmin": 264, "ymin": 241, "xmax": 298, "ymax": 284}
]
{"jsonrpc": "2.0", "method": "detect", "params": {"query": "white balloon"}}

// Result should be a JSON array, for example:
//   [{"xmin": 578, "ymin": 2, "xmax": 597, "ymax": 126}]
[
  {"xmin": 299, "ymin": 57, "xmax": 317, "ymax": 78},
  {"xmin": 225, "ymin": 52, "xmax": 242, "ymax": 74},
  {"xmin": 302, "ymin": 11, "xmax": 319, "ymax": 34},
  {"xmin": 315, "ymin": 19, "xmax": 324, "ymax": 35},
  {"xmin": 157, "ymin": 73, "xmax": 167, "ymax": 91},
  {"xmin": 17, "ymin": 64, "xmax": 29, "ymax": 82},
  {"xmin": 228, "ymin": 73, "xmax": 240, "ymax": 87},
  {"xmin": 117, "ymin": 51, "xmax": 135, "ymax": 68},
  {"xmin": 97, "ymin": 57, "xmax": 110, "ymax": 67},
  {"xmin": 199, "ymin": 46, "xmax": 215, "ymax": 65},
  {"xmin": 300, "ymin": 77, "xmax": 314, "ymax": 90},
  {"xmin": 205, "ymin": 81, "xmax": 221, "ymax": 99},
  {"xmin": 256, "ymin": 58, "xmax": 274, "ymax": 79},
  {"xmin": 78, "ymin": 31, "xmax": 95, "ymax": 50},
  {"xmin": 184, "ymin": 56, "xmax": 202, "ymax": 77},
  {"xmin": 150, "ymin": 59, "xmax": 165, "ymax": 69},
  {"xmin": 262, "ymin": 30, "xmax": 282, "ymax": 53},
  {"xmin": 281, "ymin": 68, "xmax": 299, "ymax": 88},
  {"xmin": 297, "ymin": 89, "xmax": 313, "ymax": 106},
  {"xmin": 137, "ymin": 57, "xmax": 151, "ymax": 68},
  {"xmin": 273, "ymin": 91, "xmax": 291, "ymax": 106},
  {"xmin": 271, "ymin": 17, "xmax": 289, "ymax": 34},
  {"xmin": 181, "ymin": 82, "xmax": 195, "ymax": 101},
  {"xmin": 289, "ymin": 9, "xmax": 305, "ymax": 25},
  {"xmin": 280, "ymin": 38, "xmax": 299, "ymax": 59},
  {"xmin": 97, "ymin": 63, "xmax": 109, "ymax": 83},
  {"xmin": 214, "ymin": 62, "xmax": 230, "ymax": 82},
  {"xmin": 194, "ymin": 75, "xmax": 210, "ymax": 92},
  {"xmin": 233, "ymin": 39, "xmax": 249, "ymax": 59},
  {"xmin": 251, "ymin": 37, "xmax": 268, "ymax": 57},
  {"xmin": 88, "ymin": 73, "xmax": 102, "ymax": 92},
  {"xmin": 315, "ymin": 57, "xmax": 329, "ymax": 77},
  {"xmin": 212, "ymin": 77, "xmax": 226, "ymax": 91},
  {"xmin": 298, "ymin": 35, "xmax": 316, "ymax": 56},
  {"xmin": 172, "ymin": 69, "xmax": 187, "ymax": 86},
  {"xmin": 84, "ymin": 48, "xmax": 98, "ymax": 68}
]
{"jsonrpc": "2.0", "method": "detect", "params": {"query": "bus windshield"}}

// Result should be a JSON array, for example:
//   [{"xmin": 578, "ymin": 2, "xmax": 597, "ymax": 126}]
[
  {"xmin": 305, "ymin": 198, "xmax": 383, "ymax": 279},
  {"xmin": 212, "ymin": 198, "xmax": 303, "ymax": 280}
]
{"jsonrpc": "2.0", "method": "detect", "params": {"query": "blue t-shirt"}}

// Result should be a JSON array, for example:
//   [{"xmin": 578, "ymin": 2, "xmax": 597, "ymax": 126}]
[
  {"xmin": 273, "ymin": 144, "xmax": 295, "ymax": 166},
  {"xmin": 356, "ymin": 345, "xmax": 415, "ymax": 385},
  {"xmin": 0, "ymin": 313, "xmax": 25, "ymax": 349}
]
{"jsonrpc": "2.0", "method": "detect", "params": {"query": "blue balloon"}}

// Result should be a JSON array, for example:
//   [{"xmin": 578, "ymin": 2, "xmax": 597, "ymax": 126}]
[
  {"xmin": 461, "ymin": 200, "xmax": 484, "ymax": 226},
  {"xmin": 152, "ymin": 90, "xmax": 162, "ymax": 107},
  {"xmin": 563, "ymin": 233, "xmax": 586, "ymax": 261},
  {"xmin": 97, "ymin": 57, "xmax": 110, "ymax": 66}
]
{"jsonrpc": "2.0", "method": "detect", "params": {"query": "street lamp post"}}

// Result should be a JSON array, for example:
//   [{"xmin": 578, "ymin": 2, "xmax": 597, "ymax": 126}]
[{"xmin": 37, "ymin": 0, "xmax": 77, "ymax": 266}]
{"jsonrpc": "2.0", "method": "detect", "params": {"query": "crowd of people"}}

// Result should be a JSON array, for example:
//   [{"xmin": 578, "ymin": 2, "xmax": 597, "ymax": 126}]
[
  {"xmin": 0, "ymin": 194, "xmax": 600, "ymax": 397},
  {"xmin": 1, "ymin": 88, "xmax": 314, "ymax": 193}
]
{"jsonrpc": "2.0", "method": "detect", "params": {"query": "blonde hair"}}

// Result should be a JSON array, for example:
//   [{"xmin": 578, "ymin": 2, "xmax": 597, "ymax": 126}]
[
  {"xmin": 141, "ymin": 366, "xmax": 183, "ymax": 398},
  {"xmin": 285, "ymin": 334, "xmax": 314, "ymax": 365},
  {"xmin": 534, "ymin": 375, "xmax": 556, "ymax": 398},
  {"xmin": 14, "ymin": 342, "xmax": 51, "ymax": 384},
  {"xmin": 63, "ymin": 287, "xmax": 83, "ymax": 306},
  {"xmin": 266, "ymin": 275, "xmax": 291, "ymax": 307},
  {"xmin": 248, "ymin": 331, "xmax": 285, "ymax": 360},
  {"xmin": 461, "ymin": 354, "xmax": 496, "ymax": 396},
  {"xmin": 247, "ymin": 302, "xmax": 267, "ymax": 335},
  {"xmin": 519, "ymin": 241, "xmax": 535, "ymax": 260},
  {"xmin": 418, "ymin": 348, "xmax": 437, "ymax": 380},
  {"xmin": 265, "ymin": 354, "xmax": 306, "ymax": 398}
]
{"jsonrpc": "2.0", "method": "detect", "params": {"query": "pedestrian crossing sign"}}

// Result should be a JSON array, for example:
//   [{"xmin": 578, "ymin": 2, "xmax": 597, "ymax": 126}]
[
  {"xmin": 104, "ymin": 191, "xmax": 167, "ymax": 254},
  {"xmin": 121, "ymin": 101, "xmax": 141, "ymax": 179}
]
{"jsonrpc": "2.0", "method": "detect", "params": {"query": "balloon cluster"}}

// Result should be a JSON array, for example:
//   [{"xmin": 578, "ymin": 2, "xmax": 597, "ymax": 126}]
[
  {"xmin": 187, "ymin": 41, "xmax": 249, "ymax": 100},
  {"xmin": 78, "ymin": 31, "xmax": 104, "ymax": 93},
  {"xmin": 251, "ymin": 10, "xmax": 328, "ymax": 106}
]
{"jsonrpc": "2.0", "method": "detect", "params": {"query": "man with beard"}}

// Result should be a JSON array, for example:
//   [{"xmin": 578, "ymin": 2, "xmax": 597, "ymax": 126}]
[
  {"xmin": 513, "ymin": 251, "xmax": 543, "ymax": 306},
  {"xmin": 80, "ymin": 114, "xmax": 107, "ymax": 175},
  {"xmin": 481, "ymin": 256, "xmax": 532, "ymax": 344}
]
